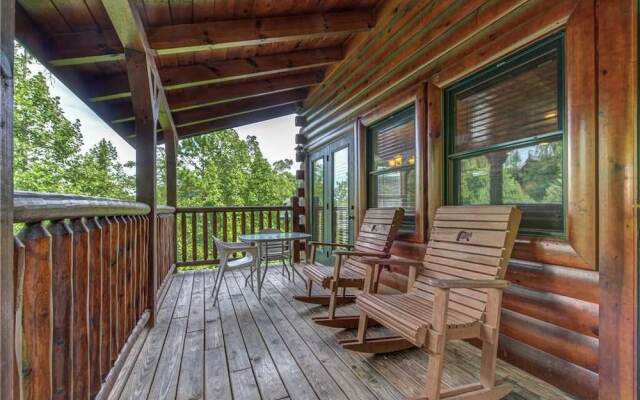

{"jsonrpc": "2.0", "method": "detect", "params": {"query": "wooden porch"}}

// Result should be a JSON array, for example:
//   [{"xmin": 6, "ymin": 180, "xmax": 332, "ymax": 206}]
[{"xmin": 109, "ymin": 267, "xmax": 574, "ymax": 400}]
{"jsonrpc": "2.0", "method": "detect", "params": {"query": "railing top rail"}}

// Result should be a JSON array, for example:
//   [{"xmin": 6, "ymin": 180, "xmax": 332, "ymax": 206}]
[
  {"xmin": 176, "ymin": 205, "xmax": 292, "ymax": 213},
  {"xmin": 157, "ymin": 205, "xmax": 176, "ymax": 215},
  {"xmin": 14, "ymin": 191, "xmax": 151, "ymax": 223}
]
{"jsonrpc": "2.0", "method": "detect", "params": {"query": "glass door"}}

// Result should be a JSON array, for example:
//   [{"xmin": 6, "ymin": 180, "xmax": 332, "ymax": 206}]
[{"xmin": 308, "ymin": 136, "xmax": 354, "ymax": 264}]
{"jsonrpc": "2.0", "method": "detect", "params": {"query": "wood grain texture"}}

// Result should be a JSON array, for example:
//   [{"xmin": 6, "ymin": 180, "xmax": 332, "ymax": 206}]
[
  {"xmin": 596, "ymin": 0, "xmax": 638, "ymax": 398},
  {"xmin": 0, "ymin": 1, "xmax": 14, "ymax": 397}
]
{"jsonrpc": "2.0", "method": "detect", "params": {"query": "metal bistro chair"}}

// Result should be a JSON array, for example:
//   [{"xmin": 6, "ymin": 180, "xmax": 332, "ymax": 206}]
[
  {"xmin": 211, "ymin": 236, "xmax": 258, "ymax": 306},
  {"xmin": 259, "ymin": 228, "xmax": 293, "ymax": 280}
]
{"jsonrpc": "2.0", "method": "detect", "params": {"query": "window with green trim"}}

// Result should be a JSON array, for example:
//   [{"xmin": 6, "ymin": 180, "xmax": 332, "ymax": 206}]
[
  {"xmin": 367, "ymin": 105, "xmax": 416, "ymax": 233},
  {"xmin": 445, "ymin": 33, "xmax": 565, "ymax": 235}
]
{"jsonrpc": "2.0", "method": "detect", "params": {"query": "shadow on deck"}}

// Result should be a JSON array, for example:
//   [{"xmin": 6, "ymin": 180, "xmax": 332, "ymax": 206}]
[{"xmin": 108, "ymin": 267, "xmax": 575, "ymax": 400}]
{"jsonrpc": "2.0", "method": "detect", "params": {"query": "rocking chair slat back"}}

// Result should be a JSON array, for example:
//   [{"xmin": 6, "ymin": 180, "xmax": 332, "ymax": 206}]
[
  {"xmin": 346, "ymin": 207, "xmax": 405, "ymax": 276},
  {"xmin": 410, "ymin": 206, "xmax": 521, "ymax": 322}
]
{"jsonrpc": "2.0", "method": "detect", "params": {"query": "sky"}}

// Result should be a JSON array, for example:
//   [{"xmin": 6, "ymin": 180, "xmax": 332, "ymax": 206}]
[{"xmin": 32, "ymin": 62, "xmax": 298, "ymax": 170}]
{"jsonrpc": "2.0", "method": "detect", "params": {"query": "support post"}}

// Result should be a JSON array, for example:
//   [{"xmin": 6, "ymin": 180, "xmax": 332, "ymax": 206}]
[
  {"xmin": 164, "ymin": 125, "xmax": 178, "ymax": 270},
  {"xmin": 597, "ymin": 1, "xmax": 638, "ymax": 398},
  {"xmin": 127, "ymin": 49, "xmax": 159, "ymax": 326},
  {"xmin": 0, "ymin": 1, "xmax": 14, "ymax": 398}
]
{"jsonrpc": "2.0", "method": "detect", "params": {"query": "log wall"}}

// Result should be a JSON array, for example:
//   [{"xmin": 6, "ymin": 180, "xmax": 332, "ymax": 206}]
[{"xmin": 301, "ymin": 1, "xmax": 637, "ymax": 398}]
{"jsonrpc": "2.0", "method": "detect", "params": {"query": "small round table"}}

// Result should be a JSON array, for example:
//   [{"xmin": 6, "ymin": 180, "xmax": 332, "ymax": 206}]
[{"xmin": 239, "ymin": 232, "xmax": 311, "ymax": 299}]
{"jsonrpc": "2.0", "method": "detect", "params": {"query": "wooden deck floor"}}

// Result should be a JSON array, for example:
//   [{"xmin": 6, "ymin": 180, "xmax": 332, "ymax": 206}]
[{"xmin": 109, "ymin": 267, "xmax": 575, "ymax": 400}]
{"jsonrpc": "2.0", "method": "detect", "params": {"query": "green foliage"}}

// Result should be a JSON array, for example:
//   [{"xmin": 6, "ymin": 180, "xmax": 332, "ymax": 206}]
[
  {"xmin": 15, "ymin": 44, "xmax": 296, "ymax": 209},
  {"xmin": 177, "ymin": 132, "xmax": 295, "ymax": 207},
  {"xmin": 14, "ymin": 46, "xmax": 135, "ymax": 198}
]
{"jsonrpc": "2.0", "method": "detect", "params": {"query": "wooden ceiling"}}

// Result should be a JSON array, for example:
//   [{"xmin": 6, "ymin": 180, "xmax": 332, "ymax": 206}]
[{"xmin": 15, "ymin": 0, "xmax": 381, "ymax": 143}]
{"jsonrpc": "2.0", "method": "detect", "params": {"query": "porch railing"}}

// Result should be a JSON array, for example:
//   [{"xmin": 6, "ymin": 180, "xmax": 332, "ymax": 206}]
[
  {"xmin": 175, "ymin": 205, "xmax": 301, "ymax": 267},
  {"xmin": 12, "ymin": 192, "xmax": 175, "ymax": 400}
]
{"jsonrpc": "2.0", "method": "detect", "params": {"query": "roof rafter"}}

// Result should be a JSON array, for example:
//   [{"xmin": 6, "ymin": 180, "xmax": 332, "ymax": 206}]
[
  {"xmin": 109, "ymin": 69, "xmax": 324, "ymax": 123},
  {"xmin": 89, "ymin": 47, "xmax": 342, "ymax": 102},
  {"xmin": 174, "ymin": 103, "xmax": 300, "ymax": 139},
  {"xmin": 47, "ymin": 10, "xmax": 375, "ymax": 66}
]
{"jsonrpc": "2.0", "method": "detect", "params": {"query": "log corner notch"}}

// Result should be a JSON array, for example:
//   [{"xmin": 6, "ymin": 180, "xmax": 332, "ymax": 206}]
[
  {"xmin": 100, "ymin": 0, "xmax": 180, "ymax": 326},
  {"xmin": 0, "ymin": 0, "xmax": 14, "ymax": 398}
]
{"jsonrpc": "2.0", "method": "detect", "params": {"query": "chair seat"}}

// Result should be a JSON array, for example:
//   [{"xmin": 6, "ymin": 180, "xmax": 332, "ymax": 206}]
[
  {"xmin": 356, "ymin": 293, "xmax": 479, "ymax": 346},
  {"xmin": 303, "ymin": 261, "xmax": 366, "ymax": 289}
]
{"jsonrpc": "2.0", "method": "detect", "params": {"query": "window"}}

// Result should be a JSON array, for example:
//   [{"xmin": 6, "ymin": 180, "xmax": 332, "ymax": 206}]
[
  {"xmin": 367, "ymin": 105, "xmax": 416, "ymax": 233},
  {"xmin": 311, "ymin": 158, "xmax": 324, "ymax": 241},
  {"xmin": 445, "ymin": 33, "xmax": 565, "ymax": 235}
]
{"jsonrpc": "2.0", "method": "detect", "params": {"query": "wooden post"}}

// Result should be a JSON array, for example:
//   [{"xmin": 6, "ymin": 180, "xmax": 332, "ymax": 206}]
[
  {"xmin": 0, "ymin": 0, "xmax": 15, "ymax": 398},
  {"xmin": 291, "ymin": 196, "xmax": 302, "ymax": 263},
  {"xmin": 597, "ymin": 0, "xmax": 637, "ymax": 398},
  {"xmin": 164, "ymin": 126, "xmax": 178, "ymax": 269},
  {"xmin": 127, "ymin": 49, "xmax": 159, "ymax": 326}
]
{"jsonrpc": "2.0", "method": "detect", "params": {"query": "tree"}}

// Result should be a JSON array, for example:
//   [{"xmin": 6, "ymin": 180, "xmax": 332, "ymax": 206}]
[{"xmin": 14, "ymin": 45, "xmax": 135, "ymax": 197}]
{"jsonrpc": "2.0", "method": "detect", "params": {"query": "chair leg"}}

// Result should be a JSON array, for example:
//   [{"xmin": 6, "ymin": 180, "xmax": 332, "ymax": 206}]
[
  {"xmin": 307, "ymin": 279, "xmax": 313, "ymax": 296},
  {"xmin": 328, "ymin": 288, "xmax": 338, "ymax": 319},
  {"xmin": 212, "ymin": 264, "xmax": 226, "ymax": 307},
  {"xmin": 356, "ymin": 311, "xmax": 369, "ymax": 342}
]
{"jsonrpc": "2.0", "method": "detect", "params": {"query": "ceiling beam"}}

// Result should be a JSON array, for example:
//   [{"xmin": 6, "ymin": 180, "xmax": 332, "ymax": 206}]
[
  {"xmin": 175, "ymin": 103, "xmax": 300, "ymax": 139},
  {"xmin": 89, "ymin": 47, "xmax": 343, "ymax": 101},
  {"xmin": 109, "ymin": 69, "xmax": 324, "ymax": 122},
  {"xmin": 100, "ymin": 0, "xmax": 178, "ymax": 140},
  {"xmin": 47, "ymin": 10, "xmax": 375, "ymax": 66},
  {"xmin": 171, "ymin": 89, "xmax": 308, "ymax": 127}
]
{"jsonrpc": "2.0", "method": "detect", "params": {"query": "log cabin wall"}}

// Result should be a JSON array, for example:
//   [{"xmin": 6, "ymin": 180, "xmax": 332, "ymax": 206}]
[{"xmin": 300, "ymin": 1, "xmax": 638, "ymax": 399}]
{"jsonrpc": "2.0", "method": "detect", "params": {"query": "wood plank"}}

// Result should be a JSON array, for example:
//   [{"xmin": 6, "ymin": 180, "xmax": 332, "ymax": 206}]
[
  {"xmin": 176, "ymin": 330, "xmax": 204, "ymax": 400},
  {"xmin": 47, "ymin": 10, "xmax": 372, "ymax": 65},
  {"xmin": 204, "ymin": 346, "xmax": 232, "ymax": 400},
  {"xmin": 225, "ymin": 274, "xmax": 289, "ymax": 400},
  {"xmin": 147, "ymin": 317, "xmax": 188, "ymax": 399},
  {"xmin": 118, "ymin": 273, "xmax": 183, "ymax": 399},
  {"xmin": 187, "ymin": 270, "xmax": 205, "ymax": 332},
  {"xmin": 91, "ymin": 47, "xmax": 342, "ymax": 101},
  {"xmin": 71, "ymin": 219, "xmax": 90, "ymax": 400},
  {"xmin": 86, "ymin": 217, "xmax": 103, "ymax": 397},
  {"xmin": 230, "ymin": 368, "xmax": 261, "ymax": 400},
  {"xmin": 106, "ymin": 320, "xmax": 151, "ymax": 400}
]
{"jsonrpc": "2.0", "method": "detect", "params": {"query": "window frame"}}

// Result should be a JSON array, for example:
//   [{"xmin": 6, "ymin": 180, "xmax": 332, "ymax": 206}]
[
  {"xmin": 366, "ymin": 104, "xmax": 418, "ymax": 237},
  {"xmin": 443, "ymin": 32, "xmax": 567, "ymax": 238}
]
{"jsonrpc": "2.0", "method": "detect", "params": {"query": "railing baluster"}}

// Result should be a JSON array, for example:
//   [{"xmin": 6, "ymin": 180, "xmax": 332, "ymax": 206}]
[
  {"xmin": 181, "ymin": 212, "xmax": 186, "ymax": 263},
  {"xmin": 86, "ymin": 217, "xmax": 103, "ymax": 397},
  {"xmin": 212, "ymin": 212, "xmax": 218, "ymax": 260},
  {"xmin": 17, "ymin": 223, "xmax": 52, "ymax": 399},
  {"xmin": 191, "ymin": 213, "xmax": 197, "ymax": 261},
  {"xmin": 250, "ymin": 211, "xmax": 255, "ymax": 233},
  {"xmin": 50, "ymin": 220, "xmax": 73, "ymax": 400},
  {"xmin": 13, "ymin": 236, "xmax": 25, "ymax": 397},
  {"xmin": 284, "ymin": 210, "xmax": 290, "ymax": 232},
  {"xmin": 203, "ymin": 212, "xmax": 208, "ymax": 261},
  {"xmin": 241, "ymin": 211, "xmax": 246, "ymax": 235},
  {"xmin": 268, "ymin": 210, "xmax": 273, "ymax": 228},
  {"xmin": 259, "ymin": 210, "xmax": 264, "ymax": 231},
  {"xmin": 276, "ymin": 210, "xmax": 281, "ymax": 230},
  {"xmin": 99, "ymin": 217, "xmax": 113, "ymax": 379},
  {"xmin": 222, "ymin": 212, "xmax": 228, "ymax": 242},
  {"xmin": 117, "ymin": 216, "xmax": 127, "ymax": 350},
  {"xmin": 110, "ymin": 217, "xmax": 119, "ymax": 365},
  {"xmin": 232, "ymin": 211, "xmax": 237, "ymax": 241},
  {"xmin": 71, "ymin": 218, "xmax": 90, "ymax": 400}
]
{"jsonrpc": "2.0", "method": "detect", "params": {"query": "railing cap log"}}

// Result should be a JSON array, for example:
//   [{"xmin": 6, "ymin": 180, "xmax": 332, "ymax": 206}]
[{"xmin": 14, "ymin": 191, "xmax": 151, "ymax": 223}]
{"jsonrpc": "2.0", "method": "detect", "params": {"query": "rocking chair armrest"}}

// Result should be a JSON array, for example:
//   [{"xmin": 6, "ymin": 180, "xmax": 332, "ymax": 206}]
[
  {"xmin": 309, "ymin": 241, "xmax": 355, "ymax": 249},
  {"xmin": 333, "ymin": 250, "xmax": 388, "ymax": 257},
  {"xmin": 424, "ymin": 278, "xmax": 510, "ymax": 289}
]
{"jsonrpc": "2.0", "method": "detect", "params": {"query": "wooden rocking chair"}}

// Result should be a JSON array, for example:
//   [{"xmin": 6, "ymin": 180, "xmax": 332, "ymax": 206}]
[
  {"xmin": 294, "ymin": 207, "xmax": 404, "ymax": 328},
  {"xmin": 341, "ymin": 205, "xmax": 521, "ymax": 400}
]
